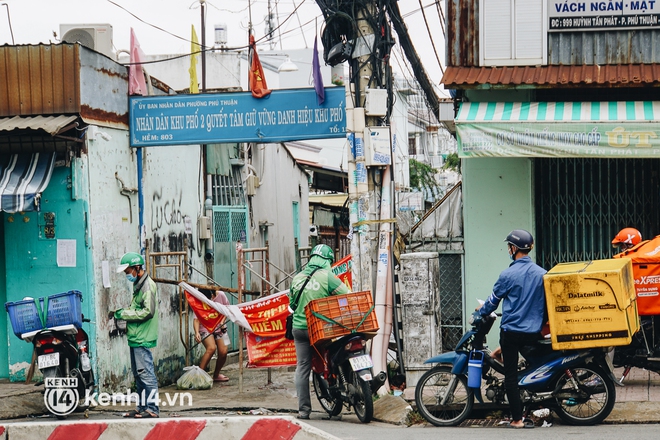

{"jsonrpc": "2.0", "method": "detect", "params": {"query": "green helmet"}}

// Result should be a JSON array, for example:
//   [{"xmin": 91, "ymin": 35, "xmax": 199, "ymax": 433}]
[
  {"xmin": 311, "ymin": 244, "xmax": 334, "ymax": 263},
  {"xmin": 116, "ymin": 252, "xmax": 144, "ymax": 273}
]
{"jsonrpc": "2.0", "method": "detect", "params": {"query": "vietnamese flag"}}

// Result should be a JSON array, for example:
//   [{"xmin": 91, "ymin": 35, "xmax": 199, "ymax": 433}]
[{"xmin": 249, "ymin": 35, "xmax": 271, "ymax": 99}]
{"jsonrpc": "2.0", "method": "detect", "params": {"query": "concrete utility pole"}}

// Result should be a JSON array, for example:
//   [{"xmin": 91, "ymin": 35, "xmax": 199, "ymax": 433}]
[
  {"xmin": 344, "ymin": 1, "xmax": 394, "ymax": 394},
  {"xmin": 347, "ymin": 4, "xmax": 378, "ymax": 294}
]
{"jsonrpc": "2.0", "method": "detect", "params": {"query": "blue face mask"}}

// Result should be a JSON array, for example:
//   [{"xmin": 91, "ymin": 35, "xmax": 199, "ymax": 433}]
[
  {"xmin": 509, "ymin": 253, "xmax": 515, "ymax": 261},
  {"xmin": 126, "ymin": 273, "xmax": 137, "ymax": 283}
]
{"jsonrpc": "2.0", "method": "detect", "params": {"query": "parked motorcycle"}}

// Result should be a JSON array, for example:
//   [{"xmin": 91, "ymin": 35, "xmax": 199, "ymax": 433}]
[
  {"xmin": 311, "ymin": 332, "xmax": 387, "ymax": 423},
  {"xmin": 415, "ymin": 311, "xmax": 617, "ymax": 426},
  {"xmin": 23, "ymin": 317, "xmax": 96, "ymax": 417},
  {"xmin": 613, "ymin": 315, "xmax": 660, "ymax": 381}
]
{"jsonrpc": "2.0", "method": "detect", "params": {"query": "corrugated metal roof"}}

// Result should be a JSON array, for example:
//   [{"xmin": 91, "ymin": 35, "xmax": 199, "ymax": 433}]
[
  {"xmin": 0, "ymin": 115, "xmax": 79, "ymax": 135},
  {"xmin": 442, "ymin": 64, "xmax": 660, "ymax": 88},
  {"xmin": 0, "ymin": 45, "xmax": 81, "ymax": 117}
]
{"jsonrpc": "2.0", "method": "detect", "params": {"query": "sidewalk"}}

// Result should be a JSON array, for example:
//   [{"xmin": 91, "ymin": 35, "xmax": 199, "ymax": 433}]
[{"xmin": 0, "ymin": 360, "xmax": 658, "ymax": 424}]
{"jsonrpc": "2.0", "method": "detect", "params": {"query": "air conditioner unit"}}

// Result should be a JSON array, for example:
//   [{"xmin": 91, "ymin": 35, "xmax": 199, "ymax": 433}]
[{"xmin": 60, "ymin": 24, "xmax": 113, "ymax": 58}]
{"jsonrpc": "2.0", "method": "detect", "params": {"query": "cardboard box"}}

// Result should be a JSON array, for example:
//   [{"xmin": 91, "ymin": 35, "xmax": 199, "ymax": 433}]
[{"xmin": 544, "ymin": 259, "xmax": 640, "ymax": 350}]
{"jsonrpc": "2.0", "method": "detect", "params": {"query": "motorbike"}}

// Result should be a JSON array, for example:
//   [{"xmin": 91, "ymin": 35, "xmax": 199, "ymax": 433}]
[
  {"xmin": 22, "ymin": 317, "xmax": 96, "ymax": 417},
  {"xmin": 415, "ymin": 311, "xmax": 617, "ymax": 427},
  {"xmin": 311, "ymin": 332, "xmax": 387, "ymax": 423},
  {"xmin": 613, "ymin": 315, "xmax": 660, "ymax": 381}
]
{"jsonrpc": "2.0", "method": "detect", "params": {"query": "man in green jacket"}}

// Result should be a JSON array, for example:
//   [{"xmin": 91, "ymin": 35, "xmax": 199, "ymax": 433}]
[
  {"xmin": 111, "ymin": 252, "xmax": 160, "ymax": 418},
  {"xmin": 289, "ymin": 244, "xmax": 349, "ymax": 419}
]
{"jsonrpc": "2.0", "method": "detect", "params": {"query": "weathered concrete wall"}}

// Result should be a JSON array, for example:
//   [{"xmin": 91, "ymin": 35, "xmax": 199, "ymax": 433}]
[
  {"xmin": 85, "ymin": 127, "xmax": 204, "ymax": 390},
  {"xmin": 249, "ymin": 144, "xmax": 309, "ymax": 290},
  {"xmin": 462, "ymin": 157, "xmax": 535, "ymax": 336}
]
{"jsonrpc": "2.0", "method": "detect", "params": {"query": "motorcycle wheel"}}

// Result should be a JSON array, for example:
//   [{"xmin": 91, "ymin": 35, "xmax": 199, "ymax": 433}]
[
  {"xmin": 351, "ymin": 371, "xmax": 373, "ymax": 423},
  {"xmin": 312, "ymin": 373, "xmax": 342, "ymax": 417},
  {"xmin": 414, "ymin": 366, "xmax": 473, "ymax": 427},
  {"xmin": 553, "ymin": 365, "xmax": 616, "ymax": 426}
]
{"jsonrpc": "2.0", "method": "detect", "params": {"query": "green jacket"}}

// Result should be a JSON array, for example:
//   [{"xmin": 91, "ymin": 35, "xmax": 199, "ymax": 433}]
[
  {"xmin": 114, "ymin": 273, "xmax": 159, "ymax": 348},
  {"xmin": 289, "ymin": 260, "xmax": 349, "ymax": 330}
]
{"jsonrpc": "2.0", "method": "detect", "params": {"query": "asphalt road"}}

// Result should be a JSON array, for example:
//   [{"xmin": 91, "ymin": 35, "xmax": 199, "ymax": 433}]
[
  {"xmin": 5, "ymin": 408, "xmax": 659, "ymax": 439},
  {"xmin": 302, "ymin": 417, "xmax": 660, "ymax": 440}
]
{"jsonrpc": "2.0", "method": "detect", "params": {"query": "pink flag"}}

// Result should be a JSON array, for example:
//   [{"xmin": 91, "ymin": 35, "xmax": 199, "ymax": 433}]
[{"xmin": 129, "ymin": 28, "xmax": 148, "ymax": 96}]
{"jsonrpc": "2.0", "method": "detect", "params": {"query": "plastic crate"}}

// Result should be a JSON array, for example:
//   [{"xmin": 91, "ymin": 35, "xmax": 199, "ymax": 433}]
[
  {"xmin": 42, "ymin": 290, "xmax": 83, "ymax": 329},
  {"xmin": 5, "ymin": 298, "xmax": 44, "ymax": 337},
  {"xmin": 305, "ymin": 291, "xmax": 379, "ymax": 346}
]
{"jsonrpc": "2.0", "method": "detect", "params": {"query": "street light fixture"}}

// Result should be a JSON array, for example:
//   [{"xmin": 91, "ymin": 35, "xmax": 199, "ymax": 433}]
[{"xmin": 278, "ymin": 56, "xmax": 298, "ymax": 72}]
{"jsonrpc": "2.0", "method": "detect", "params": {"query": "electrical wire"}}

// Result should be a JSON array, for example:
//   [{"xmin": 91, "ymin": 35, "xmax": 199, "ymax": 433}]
[
  {"xmin": 417, "ymin": 0, "xmax": 444, "ymax": 75},
  {"xmin": 110, "ymin": 0, "xmax": 308, "ymax": 65}
]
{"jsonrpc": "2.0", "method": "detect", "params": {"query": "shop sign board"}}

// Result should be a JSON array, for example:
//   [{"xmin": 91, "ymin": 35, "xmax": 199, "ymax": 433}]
[
  {"xmin": 548, "ymin": 1, "xmax": 660, "ymax": 31},
  {"xmin": 458, "ymin": 122, "xmax": 660, "ymax": 158}
]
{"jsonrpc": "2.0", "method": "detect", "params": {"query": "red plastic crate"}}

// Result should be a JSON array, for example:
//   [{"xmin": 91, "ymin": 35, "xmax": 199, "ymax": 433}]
[{"xmin": 305, "ymin": 291, "xmax": 379, "ymax": 346}]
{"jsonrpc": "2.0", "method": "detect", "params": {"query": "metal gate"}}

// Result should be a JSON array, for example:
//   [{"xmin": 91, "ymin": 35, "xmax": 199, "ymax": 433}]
[
  {"xmin": 438, "ymin": 253, "xmax": 463, "ymax": 352},
  {"xmin": 534, "ymin": 158, "xmax": 660, "ymax": 269},
  {"xmin": 213, "ymin": 206, "xmax": 248, "ymax": 349}
]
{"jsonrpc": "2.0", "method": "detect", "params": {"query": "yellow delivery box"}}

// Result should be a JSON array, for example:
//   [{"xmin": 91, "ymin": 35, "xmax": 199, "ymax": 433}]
[{"xmin": 544, "ymin": 258, "xmax": 640, "ymax": 350}]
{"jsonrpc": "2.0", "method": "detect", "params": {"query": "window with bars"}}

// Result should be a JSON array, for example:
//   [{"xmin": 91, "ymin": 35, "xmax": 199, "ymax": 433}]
[
  {"xmin": 210, "ymin": 168, "xmax": 246, "ymax": 206},
  {"xmin": 408, "ymin": 137, "xmax": 417, "ymax": 156}
]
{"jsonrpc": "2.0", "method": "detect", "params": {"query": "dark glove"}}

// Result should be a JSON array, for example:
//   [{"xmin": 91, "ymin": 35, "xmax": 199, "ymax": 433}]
[{"xmin": 108, "ymin": 310, "xmax": 116, "ymax": 320}]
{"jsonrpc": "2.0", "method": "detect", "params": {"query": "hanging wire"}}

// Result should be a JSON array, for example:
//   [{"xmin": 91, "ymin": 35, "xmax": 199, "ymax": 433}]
[
  {"xmin": 1, "ymin": 2, "xmax": 15, "ymax": 45},
  {"xmin": 417, "ymin": 0, "xmax": 444, "ymax": 75}
]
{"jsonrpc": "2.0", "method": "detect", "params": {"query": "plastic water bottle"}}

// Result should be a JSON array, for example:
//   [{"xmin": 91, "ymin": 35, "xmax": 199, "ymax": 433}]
[{"xmin": 80, "ymin": 352, "xmax": 91, "ymax": 371}]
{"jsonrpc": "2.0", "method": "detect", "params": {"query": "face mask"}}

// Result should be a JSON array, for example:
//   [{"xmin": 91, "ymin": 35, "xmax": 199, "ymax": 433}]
[
  {"xmin": 509, "ymin": 253, "xmax": 515, "ymax": 261},
  {"xmin": 126, "ymin": 273, "xmax": 137, "ymax": 283}
]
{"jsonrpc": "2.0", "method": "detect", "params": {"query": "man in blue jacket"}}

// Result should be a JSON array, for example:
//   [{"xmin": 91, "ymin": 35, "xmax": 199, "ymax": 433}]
[{"xmin": 478, "ymin": 229, "xmax": 546, "ymax": 429}]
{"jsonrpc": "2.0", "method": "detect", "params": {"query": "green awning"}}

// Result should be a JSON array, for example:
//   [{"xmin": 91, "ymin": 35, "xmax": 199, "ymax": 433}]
[{"xmin": 456, "ymin": 101, "xmax": 660, "ymax": 158}]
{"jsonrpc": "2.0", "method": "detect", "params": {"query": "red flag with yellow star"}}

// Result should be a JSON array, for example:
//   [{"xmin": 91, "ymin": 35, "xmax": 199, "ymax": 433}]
[{"xmin": 249, "ymin": 35, "xmax": 271, "ymax": 98}]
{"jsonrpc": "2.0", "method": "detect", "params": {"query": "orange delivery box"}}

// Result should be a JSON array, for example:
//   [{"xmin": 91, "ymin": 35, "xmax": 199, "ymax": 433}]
[{"xmin": 614, "ymin": 235, "xmax": 660, "ymax": 315}]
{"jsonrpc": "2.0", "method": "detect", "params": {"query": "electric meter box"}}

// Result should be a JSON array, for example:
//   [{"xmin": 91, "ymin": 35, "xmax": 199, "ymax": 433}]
[
  {"xmin": 364, "ymin": 127, "xmax": 391, "ymax": 166},
  {"xmin": 364, "ymin": 89, "xmax": 388, "ymax": 116}
]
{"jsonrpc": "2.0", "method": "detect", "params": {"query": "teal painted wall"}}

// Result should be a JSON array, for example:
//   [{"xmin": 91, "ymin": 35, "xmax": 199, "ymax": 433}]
[
  {"xmin": 0, "ymin": 217, "xmax": 7, "ymax": 378},
  {"xmin": 462, "ymin": 158, "xmax": 536, "ymax": 337},
  {"xmin": 5, "ymin": 166, "xmax": 92, "ymax": 380}
]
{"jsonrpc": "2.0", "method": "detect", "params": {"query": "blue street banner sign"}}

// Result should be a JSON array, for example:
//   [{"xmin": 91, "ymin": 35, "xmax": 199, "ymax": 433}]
[{"xmin": 129, "ymin": 87, "xmax": 346, "ymax": 147}]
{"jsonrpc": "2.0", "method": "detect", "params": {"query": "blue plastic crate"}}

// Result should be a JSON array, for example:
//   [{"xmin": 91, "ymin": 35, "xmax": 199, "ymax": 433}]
[
  {"xmin": 42, "ymin": 290, "xmax": 83, "ymax": 328},
  {"xmin": 5, "ymin": 298, "xmax": 44, "ymax": 337}
]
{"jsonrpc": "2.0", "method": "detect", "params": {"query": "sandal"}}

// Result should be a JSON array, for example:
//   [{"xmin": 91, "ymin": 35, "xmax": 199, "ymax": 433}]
[
  {"xmin": 123, "ymin": 409, "xmax": 140, "ymax": 418},
  {"xmin": 134, "ymin": 410, "xmax": 159, "ymax": 418},
  {"xmin": 213, "ymin": 374, "xmax": 229, "ymax": 382}
]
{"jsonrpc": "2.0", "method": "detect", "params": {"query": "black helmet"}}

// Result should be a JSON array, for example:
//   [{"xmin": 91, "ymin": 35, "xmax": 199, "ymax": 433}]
[{"xmin": 505, "ymin": 229, "xmax": 534, "ymax": 250}]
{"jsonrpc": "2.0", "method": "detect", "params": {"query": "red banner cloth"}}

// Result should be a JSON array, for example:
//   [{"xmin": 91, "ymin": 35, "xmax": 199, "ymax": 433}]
[
  {"xmin": 238, "ymin": 291, "xmax": 295, "ymax": 367},
  {"xmin": 185, "ymin": 291, "xmax": 224, "ymax": 333}
]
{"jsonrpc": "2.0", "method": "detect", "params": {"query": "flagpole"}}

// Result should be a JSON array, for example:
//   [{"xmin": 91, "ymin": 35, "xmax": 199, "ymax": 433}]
[{"xmin": 200, "ymin": 0, "xmax": 206, "ymax": 93}]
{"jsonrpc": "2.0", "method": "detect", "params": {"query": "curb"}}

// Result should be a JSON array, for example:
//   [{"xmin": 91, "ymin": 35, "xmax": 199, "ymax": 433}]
[{"xmin": 0, "ymin": 416, "xmax": 341, "ymax": 440}]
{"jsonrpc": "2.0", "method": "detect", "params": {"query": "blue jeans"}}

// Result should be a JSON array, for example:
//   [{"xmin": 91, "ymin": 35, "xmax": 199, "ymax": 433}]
[
  {"xmin": 293, "ymin": 328, "xmax": 312, "ymax": 416},
  {"xmin": 130, "ymin": 346, "xmax": 159, "ymax": 415}
]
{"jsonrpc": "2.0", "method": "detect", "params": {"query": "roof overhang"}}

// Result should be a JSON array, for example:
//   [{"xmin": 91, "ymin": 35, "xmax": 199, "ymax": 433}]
[
  {"xmin": 442, "ymin": 64, "xmax": 660, "ymax": 89},
  {"xmin": 457, "ymin": 101, "xmax": 660, "ymax": 158},
  {"xmin": 297, "ymin": 159, "xmax": 347, "ymax": 192},
  {"xmin": 0, "ymin": 115, "xmax": 85, "ymax": 154}
]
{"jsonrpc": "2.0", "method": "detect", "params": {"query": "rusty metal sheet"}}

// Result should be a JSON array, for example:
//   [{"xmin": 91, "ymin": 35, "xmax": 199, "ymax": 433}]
[
  {"xmin": 447, "ymin": 0, "xmax": 479, "ymax": 67},
  {"xmin": 0, "ymin": 44, "xmax": 81, "ymax": 117},
  {"xmin": 441, "ymin": 64, "xmax": 660, "ymax": 88}
]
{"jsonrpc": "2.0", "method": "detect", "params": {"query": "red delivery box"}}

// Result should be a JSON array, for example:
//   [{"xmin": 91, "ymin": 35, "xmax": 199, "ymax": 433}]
[{"xmin": 614, "ymin": 235, "xmax": 660, "ymax": 315}]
